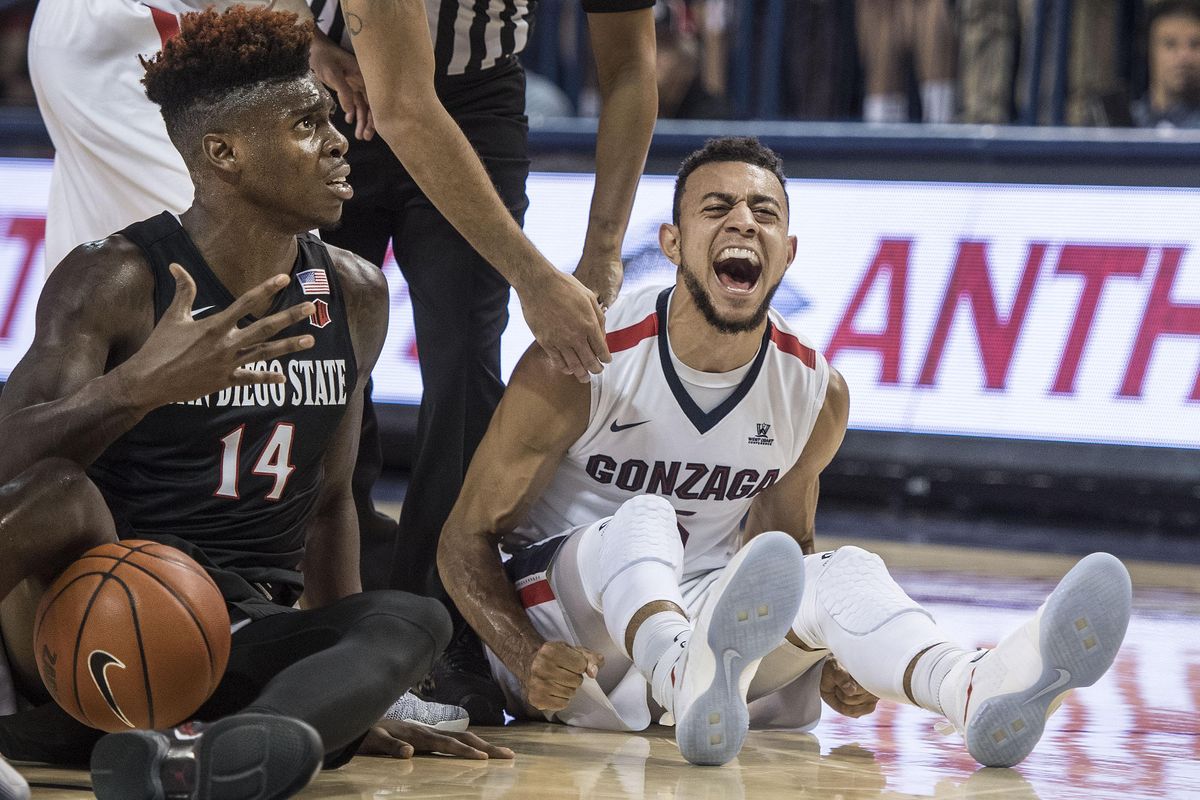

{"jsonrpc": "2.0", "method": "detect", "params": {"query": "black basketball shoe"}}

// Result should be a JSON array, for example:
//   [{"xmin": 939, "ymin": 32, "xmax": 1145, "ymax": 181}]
[
  {"xmin": 418, "ymin": 626, "xmax": 508, "ymax": 726},
  {"xmin": 90, "ymin": 713, "xmax": 322, "ymax": 800}
]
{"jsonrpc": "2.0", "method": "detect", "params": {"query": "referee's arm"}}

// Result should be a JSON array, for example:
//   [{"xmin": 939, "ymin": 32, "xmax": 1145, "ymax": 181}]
[
  {"xmin": 575, "ymin": 2, "xmax": 658, "ymax": 309},
  {"xmin": 339, "ymin": 0, "xmax": 612, "ymax": 383}
]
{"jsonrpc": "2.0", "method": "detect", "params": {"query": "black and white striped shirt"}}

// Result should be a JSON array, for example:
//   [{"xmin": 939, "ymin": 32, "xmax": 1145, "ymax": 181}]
[{"xmin": 309, "ymin": 0, "xmax": 654, "ymax": 78}]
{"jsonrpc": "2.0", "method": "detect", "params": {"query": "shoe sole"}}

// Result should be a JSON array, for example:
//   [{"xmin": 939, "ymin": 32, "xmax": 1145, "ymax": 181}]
[
  {"xmin": 966, "ymin": 552, "xmax": 1132, "ymax": 768},
  {"xmin": 409, "ymin": 717, "xmax": 471, "ymax": 733},
  {"xmin": 90, "ymin": 714, "xmax": 323, "ymax": 800},
  {"xmin": 675, "ymin": 533, "xmax": 804, "ymax": 766}
]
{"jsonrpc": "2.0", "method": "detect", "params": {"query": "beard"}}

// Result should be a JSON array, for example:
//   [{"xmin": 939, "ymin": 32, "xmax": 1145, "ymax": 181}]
[{"xmin": 679, "ymin": 260, "xmax": 780, "ymax": 334}]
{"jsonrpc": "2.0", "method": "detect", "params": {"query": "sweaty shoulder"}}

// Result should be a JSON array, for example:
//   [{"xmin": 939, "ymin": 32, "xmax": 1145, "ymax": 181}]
[
  {"xmin": 322, "ymin": 242, "xmax": 388, "ymax": 373},
  {"xmin": 323, "ymin": 243, "xmax": 387, "ymax": 308},
  {"xmin": 40, "ymin": 234, "xmax": 156, "ymax": 346}
]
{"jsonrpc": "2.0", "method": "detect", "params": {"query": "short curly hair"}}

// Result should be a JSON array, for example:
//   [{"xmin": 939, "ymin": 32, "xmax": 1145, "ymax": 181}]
[
  {"xmin": 673, "ymin": 137, "xmax": 788, "ymax": 225},
  {"xmin": 141, "ymin": 6, "xmax": 314, "ymax": 157}
]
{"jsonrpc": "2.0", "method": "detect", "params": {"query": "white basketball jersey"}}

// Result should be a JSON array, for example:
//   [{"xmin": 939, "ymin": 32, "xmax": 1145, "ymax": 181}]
[
  {"xmin": 513, "ymin": 284, "xmax": 830, "ymax": 577},
  {"xmin": 29, "ymin": 0, "xmax": 200, "ymax": 271}
]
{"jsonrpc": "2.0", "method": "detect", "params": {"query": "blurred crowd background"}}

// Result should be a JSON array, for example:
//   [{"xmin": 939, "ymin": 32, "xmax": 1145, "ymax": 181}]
[{"xmin": 2, "ymin": 0, "xmax": 1199, "ymax": 129}]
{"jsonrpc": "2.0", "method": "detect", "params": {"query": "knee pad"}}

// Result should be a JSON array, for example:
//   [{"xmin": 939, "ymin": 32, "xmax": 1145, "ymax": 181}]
[
  {"xmin": 597, "ymin": 495, "xmax": 684, "ymax": 595},
  {"xmin": 814, "ymin": 546, "xmax": 933, "ymax": 635},
  {"xmin": 801, "ymin": 546, "xmax": 943, "ymax": 704}
]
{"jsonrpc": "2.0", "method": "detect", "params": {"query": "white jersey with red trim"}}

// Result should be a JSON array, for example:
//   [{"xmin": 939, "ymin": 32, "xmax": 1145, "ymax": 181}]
[
  {"xmin": 29, "ymin": 0, "xmax": 201, "ymax": 271},
  {"xmin": 510, "ymin": 283, "xmax": 830, "ymax": 578}
]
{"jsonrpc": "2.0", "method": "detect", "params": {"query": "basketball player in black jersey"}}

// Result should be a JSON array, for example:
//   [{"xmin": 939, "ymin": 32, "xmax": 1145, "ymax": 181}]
[{"xmin": 0, "ymin": 8, "xmax": 509, "ymax": 799}]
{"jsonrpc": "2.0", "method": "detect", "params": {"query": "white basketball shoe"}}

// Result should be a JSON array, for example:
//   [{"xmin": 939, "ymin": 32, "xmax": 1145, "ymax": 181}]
[
  {"xmin": 938, "ymin": 552, "xmax": 1132, "ymax": 767},
  {"xmin": 668, "ymin": 532, "xmax": 804, "ymax": 766},
  {"xmin": 0, "ymin": 755, "xmax": 28, "ymax": 800}
]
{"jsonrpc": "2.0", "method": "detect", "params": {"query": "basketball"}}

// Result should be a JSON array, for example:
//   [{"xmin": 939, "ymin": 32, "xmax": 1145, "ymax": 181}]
[{"xmin": 33, "ymin": 540, "xmax": 231, "ymax": 732}]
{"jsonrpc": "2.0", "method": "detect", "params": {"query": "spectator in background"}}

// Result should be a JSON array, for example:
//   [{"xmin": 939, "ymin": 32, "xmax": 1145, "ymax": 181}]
[
  {"xmin": 655, "ymin": 0, "xmax": 728, "ymax": 119},
  {"xmin": 855, "ymin": 0, "xmax": 956, "ymax": 123},
  {"xmin": 1132, "ymin": 0, "xmax": 1200, "ymax": 127},
  {"xmin": 957, "ymin": 0, "xmax": 1020, "ymax": 123},
  {"xmin": 0, "ymin": 2, "xmax": 34, "ymax": 105},
  {"xmin": 958, "ymin": 0, "xmax": 1124, "ymax": 126},
  {"xmin": 783, "ymin": 0, "xmax": 860, "ymax": 121}
]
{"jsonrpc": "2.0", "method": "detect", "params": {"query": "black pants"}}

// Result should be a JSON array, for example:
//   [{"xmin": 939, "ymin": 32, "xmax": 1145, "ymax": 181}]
[
  {"xmin": 322, "ymin": 59, "xmax": 530, "ymax": 600},
  {"xmin": 0, "ymin": 591, "xmax": 450, "ymax": 769}
]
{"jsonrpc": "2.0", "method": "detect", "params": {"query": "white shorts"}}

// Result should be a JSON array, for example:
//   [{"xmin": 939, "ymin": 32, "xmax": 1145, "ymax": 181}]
[{"xmin": 487, "ymin": 520, "xmax": 827, "ymax": 732}]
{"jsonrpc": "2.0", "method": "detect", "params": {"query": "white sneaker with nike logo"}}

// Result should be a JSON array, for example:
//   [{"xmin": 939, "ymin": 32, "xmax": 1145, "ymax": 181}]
[
  {"xmin": 937, "ymin": 552, "xmax": 1132, "ymax": 767},
  {"xmin": 668, "ymin": 532, "xmax": 804, "ymax": 766}
]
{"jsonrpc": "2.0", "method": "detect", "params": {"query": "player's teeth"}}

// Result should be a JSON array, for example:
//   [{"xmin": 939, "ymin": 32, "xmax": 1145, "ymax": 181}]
[{"xmin": 717, "ymin": 247, "xmax": 758, "ymax": 265}]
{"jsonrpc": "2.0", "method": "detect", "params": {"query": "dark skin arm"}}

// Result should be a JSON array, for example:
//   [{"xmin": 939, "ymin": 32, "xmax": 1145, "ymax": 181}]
[
  {"xmin": 337, "ymin": 0, "xmax": 610, "ymax": 383},
  {"xmin": 299, "ymin": 249, "xmax": 389, "ymax": 607},
  {"xmin": 0, "ymin": 238, "xmax": 314, "ymax": 484},
  {"xmin": 743, "ymin": 368, "xmax": 878, "ymax": 718},
  {"xmin": 572, "ymin": 8, "xmax": 657, "ymax": 308},
  {"xmin": 438, "ymin": 348, "xmax": 605, "ymax": 713},
  {"xmin": 299, "ymin": 251, "xmax": 515, "ymax": 759}
]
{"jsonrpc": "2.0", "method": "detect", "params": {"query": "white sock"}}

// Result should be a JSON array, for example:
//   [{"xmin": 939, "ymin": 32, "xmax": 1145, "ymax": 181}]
[
  {"xmin": 920, "ymin": 80, "xmax": 955, "ymax": 123},
  {"xmin": 909, "ymin": 642, "xmax": 971, "ymax": 714},
  {"xmin": 630, "ymin": 611, "xmax": 691, "ymax": 711},
  {"xmin": 863, "ymin": 93, "xmax": 907, "ymax": 123}
]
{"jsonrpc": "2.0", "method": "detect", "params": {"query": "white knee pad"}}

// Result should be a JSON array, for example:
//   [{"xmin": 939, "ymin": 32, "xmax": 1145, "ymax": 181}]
[
  {"xmin": 595, "ymin": 495, "xmax": 686, "ymax": 656},
  {"xmin": 797, "ymin": 546, "xmax": 944, "ymax": 704},
  {"xmin": 815, "ymin": 546, "xmax": 932, "ymax": 634},
  {"xmin": 597, "ymin": 495, "xmax": 684, "ymax": 594}
]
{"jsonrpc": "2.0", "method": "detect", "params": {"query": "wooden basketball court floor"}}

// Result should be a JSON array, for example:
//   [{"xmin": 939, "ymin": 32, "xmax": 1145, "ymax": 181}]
[{"xmin": 16, "ymin": 536, "xmax": 1200, "ymax": 800}]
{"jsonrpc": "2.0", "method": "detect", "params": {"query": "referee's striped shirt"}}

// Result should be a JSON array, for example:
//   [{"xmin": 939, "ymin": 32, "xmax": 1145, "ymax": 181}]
[{"xmin": 309, "ymin": 0, "xmax": 654, "ymax": 78}]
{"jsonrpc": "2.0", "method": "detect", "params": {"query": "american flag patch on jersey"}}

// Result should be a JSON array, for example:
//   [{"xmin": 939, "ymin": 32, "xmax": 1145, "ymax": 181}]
[{"xmin": 297, "ymin": 269, "xmax": 329, "ymax": 295}]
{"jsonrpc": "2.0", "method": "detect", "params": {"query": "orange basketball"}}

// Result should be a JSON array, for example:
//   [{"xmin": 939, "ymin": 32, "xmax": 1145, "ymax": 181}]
[{"xmin": 33, "ymin": 540, "xmax": 231, "ymax": 732}]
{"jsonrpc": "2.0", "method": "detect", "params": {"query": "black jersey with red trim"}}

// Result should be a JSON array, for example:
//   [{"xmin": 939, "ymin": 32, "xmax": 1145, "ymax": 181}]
[{"xmin": 88, "ymin": 213, "xmax": 358, "ymax": 602}]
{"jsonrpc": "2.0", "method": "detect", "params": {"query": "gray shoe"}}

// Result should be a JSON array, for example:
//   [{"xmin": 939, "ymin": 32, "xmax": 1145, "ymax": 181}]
[
  {"xmin": 383, "ymin": 691, "xmax": 470, "ymax": 732},
  {"xmin": 670, "ymin": 532, "xmax": 805, "ymax": 766},
  {"xmin": 939, "ymin": 552, "xmax": 1133, "ymax": 767}
]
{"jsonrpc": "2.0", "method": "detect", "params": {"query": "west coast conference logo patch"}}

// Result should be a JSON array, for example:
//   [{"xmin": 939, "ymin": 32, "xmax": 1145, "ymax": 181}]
[
  {"xmin": 309, "ymin": 298, "xmax": 331, "ymax": 329},
  {"xmin": 748, "ymin": 423, "xmax": 775, "ymax": 446}
]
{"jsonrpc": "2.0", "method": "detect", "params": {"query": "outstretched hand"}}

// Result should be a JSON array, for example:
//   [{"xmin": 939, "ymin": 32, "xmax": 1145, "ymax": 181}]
[
  {"xmin": 820, "ymin": 657, "xmax": 879, "ymax": 718},
  {"xmin": 117, "ymin": 264, "xmax": 315, "ymax": 410},
  {"xmin": 520, "ymin": 270, "xmax": 611, "ymax": 384},
  {"xmin": 360, "ymin": 720, "xmax": 515, "ymax": 760}
]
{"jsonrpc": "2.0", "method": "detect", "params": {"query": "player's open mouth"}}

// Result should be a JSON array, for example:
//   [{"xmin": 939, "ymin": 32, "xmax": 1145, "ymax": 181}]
[
  {"xmin": 712, "ymin": 247, "xmax": 762, "ymax": 294},
  {"xmin": 326, "ymin": 164, "xmax": 353, "ymax": 200}
]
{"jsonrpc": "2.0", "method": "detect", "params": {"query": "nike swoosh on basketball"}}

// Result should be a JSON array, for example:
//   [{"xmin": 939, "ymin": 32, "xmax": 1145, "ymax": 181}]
[
  {"xmin": 88, "ymin": 650, "xmax": 136, "ymax": 728},
  {"xmin": 610, "ymin": 419, "xmax": 650, "ymax": 432},
  {"xmin": 190, "ymin": 305, "xmax": 215, "ymax": 318},
  {"xmin": 1026, "ymin": 668, "xmax": 1073, "ymax": 704}
]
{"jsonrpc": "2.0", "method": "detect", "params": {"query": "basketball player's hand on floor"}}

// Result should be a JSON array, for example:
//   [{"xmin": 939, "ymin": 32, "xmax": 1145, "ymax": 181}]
[
  {"xmin": 573, "ymin": 252, "xmax": 624, "ymax": 311},
  {"xmin": 820, "ymin": 657, "xmax": 879, "ymax": 718},
  {"xmin": 118, "ymin": 264, "xmax": 315, "ymax": 408},
  {"xmin": 525, "ymin": 641, "xmax": 604, "ymax": 712},
  {"xmin": 522, "ymin": 270, "xmax": 611, "ymax": 383},
  {"xmin": 360, "ymin": 720, "xmax": 516, "ymax": 760}
]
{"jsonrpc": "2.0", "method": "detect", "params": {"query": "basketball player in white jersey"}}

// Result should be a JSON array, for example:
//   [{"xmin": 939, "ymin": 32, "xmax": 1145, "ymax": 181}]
[{"xmin": 439, "ymin": 136, "xmax": 1134, "ymax": 767}]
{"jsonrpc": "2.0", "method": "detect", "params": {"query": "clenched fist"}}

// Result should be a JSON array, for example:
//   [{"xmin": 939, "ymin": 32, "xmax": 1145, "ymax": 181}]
[{"xmin": 524, "ymin": 641, "xmax": 604, "ymax": 712}]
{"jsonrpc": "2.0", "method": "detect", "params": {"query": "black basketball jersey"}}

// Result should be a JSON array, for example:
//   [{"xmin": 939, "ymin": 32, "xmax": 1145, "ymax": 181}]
[{"xmin": 89, "ymin": 213, "xmax": 359, "ymax": 605}]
